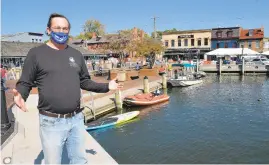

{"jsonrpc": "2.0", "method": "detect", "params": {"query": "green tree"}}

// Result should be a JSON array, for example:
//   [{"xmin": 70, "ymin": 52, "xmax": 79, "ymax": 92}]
[
  {"xmin": 83, "ymin": 19, "xmax": 105, "ymax": 36},
  {"xmin": 134, "ymin": 38, "xmax": 164, "ymax": 69}
]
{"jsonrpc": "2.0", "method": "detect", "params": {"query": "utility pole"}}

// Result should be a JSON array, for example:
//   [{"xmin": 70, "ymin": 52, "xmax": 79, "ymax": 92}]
[{"xmin": 152, "ymin": 16, "xmax": 159, "ymax": 39}]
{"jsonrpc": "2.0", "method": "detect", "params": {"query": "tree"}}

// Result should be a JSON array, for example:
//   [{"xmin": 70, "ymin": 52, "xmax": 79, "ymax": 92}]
[
  {"xmin": 151, "ymin": 28, "xmax": 178, "ymax": 39},
  {"xmin": 83, "ymin": 19, "xmax": 105, "ymax": 36},
  {"xmin": 135, "ymin": 38, "xmax": 164, "ymax": 69},
  {"xmin": 151, "ymin": 31, "xmax": 163, "ymax": 39},
  {"xmin": 75, "ymin": 19, "xmax": 105, "ymax": 40},
  {"xmin": 75, "ymin": 32, "xmax": 92, "ymax": 40},
  {"xmin": 104, "ymin": 30, "xmax": 133, "ymax": 67}
]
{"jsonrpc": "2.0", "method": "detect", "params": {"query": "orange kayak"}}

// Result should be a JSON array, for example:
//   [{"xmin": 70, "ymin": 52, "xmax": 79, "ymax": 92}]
[{"xmin": 123, "ymin": 93, "xmax": 170, "ymax": 106}]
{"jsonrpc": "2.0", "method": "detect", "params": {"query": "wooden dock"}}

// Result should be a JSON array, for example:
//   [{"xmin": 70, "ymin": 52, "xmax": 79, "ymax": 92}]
[
  {"xmin": 199, "ymin": 63, "xmax": 269, "ymax": 75},
  {"xmin": 82, "ymin": 78, "xmax": 163, "ymax": 122}
]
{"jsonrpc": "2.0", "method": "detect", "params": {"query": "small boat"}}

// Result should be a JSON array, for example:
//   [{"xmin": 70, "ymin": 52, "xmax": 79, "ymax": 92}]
[
  {"xmin": 85, "ymin": 111, "xmax": 140, "ymax": 130},
  {"xmin": 167, "ymin": 75, "xmax": 203, "ymax": 87},
  {"xmin": 193, "ymin": 71, "xmax": 206, "ymax": 78},
  {"xmin": 123, "ymin": 93, "xmax": 170, "ymax": 106}
]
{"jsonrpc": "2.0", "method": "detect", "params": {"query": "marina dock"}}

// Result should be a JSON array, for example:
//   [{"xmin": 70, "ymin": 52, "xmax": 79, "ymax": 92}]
[{"xmin": 1, "ymin": 75, "xmax": 163, "ymax": 164}]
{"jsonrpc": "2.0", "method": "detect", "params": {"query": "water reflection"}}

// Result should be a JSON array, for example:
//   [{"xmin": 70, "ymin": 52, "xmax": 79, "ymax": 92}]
[{"xmin": 91, "ymin": 76, "xmax": 269, "ymax": 164}]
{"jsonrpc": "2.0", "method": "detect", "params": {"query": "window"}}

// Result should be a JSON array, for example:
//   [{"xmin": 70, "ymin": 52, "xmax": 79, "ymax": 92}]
[
  {"xmin": 216, "ymin": 31, "xmax": 222, "ymax": 38},
  {"xmin": 178, "ymin": 40, "xmax": 181, "ymax": 47},
  {"xmin": 217, "ymin": 43, "xmax": 220, "ymax": 48},
  {"xmin": 184, "ymin": 39, "xmax": 188, "ymax": 46},
  {"xmin": 204, "ymin": 38, "xmax": 208, "ymax": 46},
  {"xmin": 165, "ymin": 40, "xmax": 168, "ymax": 47},
  {"xmin": 249, "ymin": 29, "xmax": 253, "ymax": 36},
  {"xmin": 171, "ymin": 40, "xmax": 175, "ymax": 47},
  {"xmin": 197, "ymin": 38, "xmax": 202, "ymax": 46},
  {"xmin": 191, "ymin": 39, "xmax": 195, "ymax": 46},
  {"xmin": 224, "ymin": 42, "xmax": 228, "ymax": 48},
  {"xmin": 233, "ymin": 42, "xmax": 237, "ymax": 48},
  {"xmin": 256, "ymin": 40, "xmax": 260, "ymax": 48},
  {"xmin": 248, "ymin": 41, "xmax": 252, "ymax": 49},
  {"xmin": 227, "ymin": 31, "xmax": 233, "ymax": 37}
]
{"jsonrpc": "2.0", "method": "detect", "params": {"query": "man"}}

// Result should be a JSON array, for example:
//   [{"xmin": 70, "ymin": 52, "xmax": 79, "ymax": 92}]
[{"xmin": 13, "ymin": 13, "xmax": 123, "ymax": 164}]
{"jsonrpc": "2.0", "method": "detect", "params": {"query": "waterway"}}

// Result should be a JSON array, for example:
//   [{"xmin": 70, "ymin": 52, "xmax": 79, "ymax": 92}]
[{"xmin": 89, "ymin": 75, "xmax": 269, "ymax": 164}]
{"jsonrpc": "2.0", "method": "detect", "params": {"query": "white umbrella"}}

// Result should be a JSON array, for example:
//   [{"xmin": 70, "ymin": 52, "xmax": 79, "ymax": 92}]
[
  {"xmin": 205, "ymin": 48, "xmax": 260, "ymax": 56},
  {"xmin": 262, "ymin": 51, "xmax": 269, "ymax": 55}
]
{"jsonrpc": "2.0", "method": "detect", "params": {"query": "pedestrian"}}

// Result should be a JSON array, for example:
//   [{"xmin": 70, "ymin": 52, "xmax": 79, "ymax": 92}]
[
  {"xmin": 13, "ymin": 13, "xmax": 123, "ymax": 164},
  {"xmin": 1, "ymin": 64, "xmax": 8, "ymax": 90}
]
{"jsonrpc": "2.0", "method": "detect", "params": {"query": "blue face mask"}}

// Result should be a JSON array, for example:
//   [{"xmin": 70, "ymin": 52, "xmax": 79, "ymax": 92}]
[{"xmin": 50, "ymin": 31, "xmax": 69, "ymax": 44}]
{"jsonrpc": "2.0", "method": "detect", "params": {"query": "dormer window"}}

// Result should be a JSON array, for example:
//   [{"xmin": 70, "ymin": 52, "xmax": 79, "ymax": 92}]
[
  {"xmin": 227, "ymin": 31, "xmax": 233, "ymax": 37},
  {"xmin": 249, "ymin": 29, "xmax": 253, "ymax": 36},
  {"xmin": 216, "ymin": 31, "xmax": 222, "ymax": 38}
]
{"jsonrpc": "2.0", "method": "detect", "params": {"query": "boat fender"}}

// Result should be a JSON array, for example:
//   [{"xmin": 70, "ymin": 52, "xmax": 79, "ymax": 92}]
[
  {"xmin": 255, "ymin": 66, "xmax": 258, "ymax": 69},
  {"xmin": 228, "ymin": 66, "xmax": 231, "ymax": 69}
]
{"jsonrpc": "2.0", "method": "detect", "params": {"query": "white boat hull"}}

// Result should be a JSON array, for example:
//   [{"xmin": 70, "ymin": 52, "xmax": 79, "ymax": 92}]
[{"xmin": 167, "ymin": 79, "xmax": 203, "ymax": 87}]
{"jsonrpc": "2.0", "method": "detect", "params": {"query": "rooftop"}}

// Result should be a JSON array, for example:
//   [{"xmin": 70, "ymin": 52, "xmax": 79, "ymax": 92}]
[
  {"xmin": 162, "ymin": 29, "xmax": 212, "ymax": 35},
  {"xmin": 240, "ymin": 28, "xmax": 264, "ymax": 40},
  {"xmin": 1, "ymin": 41, "xmax": 100, "ymax": 57},
  {"xmin": 212, "ymin": 27, "xmax": 241, "ymax": 30},
  {"xmin": 2, "ymin": 32, "xmax": 44, "ymax": 39}
]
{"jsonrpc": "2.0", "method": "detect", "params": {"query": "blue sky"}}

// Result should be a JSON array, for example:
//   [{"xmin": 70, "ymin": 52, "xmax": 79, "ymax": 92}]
[{"xmin": 2, "ymin": 0, "xmax": 269, "ymax": 40}]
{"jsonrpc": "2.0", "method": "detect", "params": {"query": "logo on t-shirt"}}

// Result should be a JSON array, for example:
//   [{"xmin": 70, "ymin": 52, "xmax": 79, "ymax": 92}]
[{"xmin": 69, "ymin": 57, "xmax": 78, "ymax": 68}]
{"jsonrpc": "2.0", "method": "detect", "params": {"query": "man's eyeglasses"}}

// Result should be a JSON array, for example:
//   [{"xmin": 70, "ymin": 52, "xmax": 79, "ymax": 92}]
[{"xmin": 51, "ymin": 26, "xmax": 69, "ymax": 33}]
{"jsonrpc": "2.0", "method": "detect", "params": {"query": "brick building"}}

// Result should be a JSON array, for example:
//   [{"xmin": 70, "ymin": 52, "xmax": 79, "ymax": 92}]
[
  {"xmin": 71, "ymin": 27, "xmax": 145, "ymax": 57},
  {"xmin": 211, "ymin": 27, "xmax": 240, "ymax": 49},
  {"xmin": 239, "ymin": 26, "xmax": 264, "ymax": 53}
]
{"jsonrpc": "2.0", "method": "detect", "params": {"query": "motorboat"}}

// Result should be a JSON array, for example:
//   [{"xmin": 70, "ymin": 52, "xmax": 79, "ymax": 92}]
[{"xmin": 123, "ymin": 93, "xmax": 170, "ymax": 106}]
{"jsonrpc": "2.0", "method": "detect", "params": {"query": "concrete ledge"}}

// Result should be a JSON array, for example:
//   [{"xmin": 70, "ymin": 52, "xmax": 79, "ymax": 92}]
[{"xmin": 1, "ymin": 95, "xmax": 118, "ymax": 164}]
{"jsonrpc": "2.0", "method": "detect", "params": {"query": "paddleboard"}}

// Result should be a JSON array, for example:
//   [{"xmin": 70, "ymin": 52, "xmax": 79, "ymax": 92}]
[{"xmin": 85, "ymin": 111, "xmax": 140, "ymax": 130}]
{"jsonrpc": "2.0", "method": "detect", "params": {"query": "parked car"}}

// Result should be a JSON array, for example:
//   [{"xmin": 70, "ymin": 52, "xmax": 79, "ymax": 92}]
[{"xmin": 251, "ymin": 58, "xmax": 269, "ymax": 65}]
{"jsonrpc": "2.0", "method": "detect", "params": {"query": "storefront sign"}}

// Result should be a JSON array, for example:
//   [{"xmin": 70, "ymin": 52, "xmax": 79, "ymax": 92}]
[{"xmin": 178, "ymin": 35, "xmax": 194, "ymax": 39}]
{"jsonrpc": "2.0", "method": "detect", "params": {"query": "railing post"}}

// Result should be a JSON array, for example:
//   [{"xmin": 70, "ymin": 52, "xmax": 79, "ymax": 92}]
[{"xmin": 1, "ymin": 78, "xmax": 11, "ymax": 134}]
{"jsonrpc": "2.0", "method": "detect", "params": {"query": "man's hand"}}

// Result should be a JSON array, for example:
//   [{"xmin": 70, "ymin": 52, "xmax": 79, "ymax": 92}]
[
  {"xmin": 108, "ymin": 78, "xmax": 123, "ymax": 90},
  {"xmin": 13, "ymin": 89, "xmax": 28, "ymax": 112}
]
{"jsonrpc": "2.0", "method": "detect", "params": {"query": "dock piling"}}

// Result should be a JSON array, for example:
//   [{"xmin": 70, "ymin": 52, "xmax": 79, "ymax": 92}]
[
  {"xmin": 218, "ymin": 58, "xmax": 222, "ymax": 75},
  {"xmin": 115, "ymin": 89, "xmax": 123, "ymax": 110},
  {"xmin": 162, "ymin": 73, "xmax": 167, "ymax": 89},
  {"xmin": 241, "ymin": 57, "xmax": 245, "ymax": 75},
  {"xmin": 143, "ymin": 76, "xmax": 150, "ymax": 93}
]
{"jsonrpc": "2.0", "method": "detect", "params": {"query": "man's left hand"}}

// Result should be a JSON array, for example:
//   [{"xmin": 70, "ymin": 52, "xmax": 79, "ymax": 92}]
[{"xmin": 108, "ymin": 78, "xmax": 123, "ymax": 90}]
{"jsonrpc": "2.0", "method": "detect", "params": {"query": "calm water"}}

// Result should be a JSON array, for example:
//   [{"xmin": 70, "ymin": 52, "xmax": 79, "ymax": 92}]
[{"xmin": 89, "ymin": 76, "xmax": 269, "ymax": 164}]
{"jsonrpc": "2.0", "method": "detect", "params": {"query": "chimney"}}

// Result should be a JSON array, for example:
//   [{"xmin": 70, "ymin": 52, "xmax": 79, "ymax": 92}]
[
  {"xmin": 140, "ymin": 30, "xmax": 144, "ymax": 39},
  {"xmin": 261, "ymin": 25, "xmax": 264, "ymax": 32},
  {"xmin": 133, "ymin": 27, "xmax": 138, "ymax": 39},
  {"xmin": 92, "ymin": 32, "xmax": 96, "ymax": 39}
]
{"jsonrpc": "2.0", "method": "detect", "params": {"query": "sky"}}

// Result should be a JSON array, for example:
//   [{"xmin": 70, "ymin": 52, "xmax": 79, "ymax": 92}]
[{"xmin": 2, "ymin": 0, "xmax": 269, "ymax": 40}]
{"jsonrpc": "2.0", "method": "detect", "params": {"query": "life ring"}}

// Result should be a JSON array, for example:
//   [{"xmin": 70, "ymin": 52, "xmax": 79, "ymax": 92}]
[{"xmin": 255, "ymin": 66, "xmax": 258, "ymax": 69}]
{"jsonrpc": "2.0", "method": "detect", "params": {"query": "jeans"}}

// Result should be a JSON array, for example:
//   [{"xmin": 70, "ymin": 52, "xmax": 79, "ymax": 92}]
[{"xmin": 39, "ymin": 112, "xmax": 87, "ymax": 164}]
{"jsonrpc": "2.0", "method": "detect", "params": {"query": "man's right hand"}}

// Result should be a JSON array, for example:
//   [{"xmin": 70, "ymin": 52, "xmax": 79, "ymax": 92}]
[{"xmin": 13, "ymin": 89, "xmax": 27, "ymax": 112}]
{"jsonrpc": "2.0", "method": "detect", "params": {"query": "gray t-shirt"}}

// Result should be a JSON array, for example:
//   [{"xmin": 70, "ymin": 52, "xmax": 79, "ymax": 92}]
[{"xmin": 16, "ymin": 44, "xmax": 109, "ymax": 114}]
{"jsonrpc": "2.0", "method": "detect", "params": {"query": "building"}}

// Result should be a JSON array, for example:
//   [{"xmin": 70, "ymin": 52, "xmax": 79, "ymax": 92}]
[
  {"xmin": 1, "ymin": 41, "xmax": 97, "ymax": 69},
  {"xmin": 161, "ymin": 29, "xmax": 212, "ymax": 60},
  {"xmin": 1, "ymin": 32, "xmax": 44, "ymax": 43},
  {"xmin": 263, "ymin": 37, "xmax": 269, "ymax": 52},
  {"xmin": 71, "ymin": 27, "xmax": 145, "ymax": 57},
  {"xmin": 239, "ymin": 27, "xmax": 264, "ymax": 53},
  {"xmin": 211, "ymin": 27, "xmax": 240, "ymax": 49}
]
